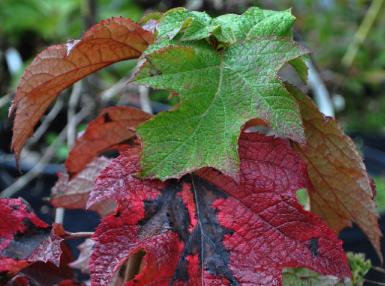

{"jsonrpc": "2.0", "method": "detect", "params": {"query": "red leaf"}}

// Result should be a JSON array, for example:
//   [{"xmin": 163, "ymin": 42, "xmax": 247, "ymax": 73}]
[
  {"xmin": 10, "ymin": 18, "xmax": 154, "ymax": 160},
  {"xmin": 89, "ymin": 133, "xmax": 350, "ymax": 286},
  {"xmin": 289, "ymin": 86, "xmax": 382, "ymax": 258},
  {"xmin": 0, "ymin": 199, "xmax": 63, "ymax": 275},
  {"xmin": 5, "ymin": 243, "xmax": 76, "ymax": 286},
  {"xmin": 51, "ymin": 157, "xmax": 115, "ymax": 216},
  {"xmin": 65, "ymin": 106, "xmax": 151, "ymax": 175}
]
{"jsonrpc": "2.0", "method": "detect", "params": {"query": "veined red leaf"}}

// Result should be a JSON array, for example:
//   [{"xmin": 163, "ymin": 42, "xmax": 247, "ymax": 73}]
[
  {"xmin": 10, "ymin": 18, "xmax": 154, "ymax": 160},
  {"xmin": 89, "ymin": 133, "xmax": 350, "ymax": 285},
  {"xmin": 65, "ymin": 106, "xmax": 151, "ymax": 175},
  {"xmin": 0, "ymin": 199, "xmax": 64, "ymax": 275},
  {"xmin": 289, "ymin": 86, "xmax": 382, "ymax": 259},
  {"xmin": 51, "ymin": 157, "xmax": 115, "ymax": 216}
]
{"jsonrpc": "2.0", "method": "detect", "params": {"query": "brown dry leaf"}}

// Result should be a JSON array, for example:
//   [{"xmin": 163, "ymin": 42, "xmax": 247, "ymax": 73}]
[
  {"xmin": 51, "ymin": 157, "xmax": 115, "ymax": 216},
  {"xmin": 289, "ymin": 85, "xmax": 382, "ymax": 259},
  {"xmin": 10, "ymin": 17, "xmax": 154, "ymax": 159},
  {"xmin": 65, "ymin": 106, "xmax": 151, "ymax": 175}
]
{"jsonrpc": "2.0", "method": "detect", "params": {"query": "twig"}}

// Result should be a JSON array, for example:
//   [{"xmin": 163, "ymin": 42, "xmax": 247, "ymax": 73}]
[
  {"xmin": 306, "ymin": 59, "xmax": 335, "ymax": 117},
  {"xmin": 372, "ymin": 266, "xmax": 385, "ymax": 274},
  {"xmin": 342, "ymin": 0, "xmax": 384, "ymax": 67},
  {"xmin": 101, "ymin": 77, "xmax": 134, "ymax": 103},
  {"xmin": 1, "ymin": 128, "xmax": 67, "ymax": 198},
  {"xmin": 139, "ymin": 86, "xmax": 152, "ymax": 114},
  {"xmin": 67, "ymin": 82, "xmax": 82, "ymax": 148},
  {"xmin": 27, "ymin": 99, "xmax": 64, "ymax": 146},
  {"xmin": 1, "ymin": 108, "xmax": 89, "ymax": 198},
  {"xmin": 55, "ymin": 82, "xmax": 82, "ymax": 224},
  {"xmin": 64, "ymin": 231, "xmax": 94, "ymax": 240},
  {"xmin": 365, "ymin": 279, "xmax": 385, "ymax": 286}
]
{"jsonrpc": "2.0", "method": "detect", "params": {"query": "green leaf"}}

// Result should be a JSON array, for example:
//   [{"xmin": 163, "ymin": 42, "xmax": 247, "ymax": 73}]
[
  {"xmin": 282, "ymin": 268, "xmax": 349, "ymax": 286},
  {"xmin": 212, "ymin": 7, "xmax": 295, "ymax": 43},
  {"xmin": 157, "ymin": 8, "xmax": 215, "ymax": 41},
  {"xmin": 136, "ymin": 38, "xmax": 307, "ymax": 179},
  {"xmin": 347, "ymin": 252, "xmax": 371, "ymax": 286},
  {"xmin": 290, "ymin": 57, "xmax": 308, "ymax": 83},
  {"xmin": 156, "ymin": 7, "xmax": 295, "ymax": 43},
  {"xmin": 282, "ymin": 252, "xmax": 371, "ymax": 286}
]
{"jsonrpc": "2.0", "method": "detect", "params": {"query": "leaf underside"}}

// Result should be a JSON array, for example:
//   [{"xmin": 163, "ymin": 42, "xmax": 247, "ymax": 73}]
[
  {"xmin": 65, "ymin": 106, "xmax": 151, "ymax": 175},
  {"xmin": 89, "ymin": 133, "xmax": 350, "ymax": 286},
  {"xmin": 289, "ymin": 86, "xmax": 382, "ymax": 260},
  {"xmin": 51, "ymin": 157, "xmax": 115, "ymax": 217},
  {"xmin": 10, "ymin": 17, "xmax": 154, "ymax": 160}
]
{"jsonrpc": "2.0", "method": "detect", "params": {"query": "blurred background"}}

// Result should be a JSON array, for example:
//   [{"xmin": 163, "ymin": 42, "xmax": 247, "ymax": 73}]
[{"xmin": 0, "ymin": 0, "xmax": 385, "ymax": 284}]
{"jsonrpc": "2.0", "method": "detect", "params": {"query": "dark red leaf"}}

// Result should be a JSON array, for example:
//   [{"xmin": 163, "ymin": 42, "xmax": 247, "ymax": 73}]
[
  {"xmin": 51, "ymin": 157, "xmax": 115, "ymax": 216},
  {"xmin": 0, "ymin": 199, "xmax": 63, "ymax": 276},
  {"xmin": 5, "ymin": 243, "xmax": 76, "ymax": 286},
  {"xmin": 10, "ymin": 18, "xmax": 154, "ymax": 160},
  {"xmin": 89, "ymin": 133, "xmax": 350, "ymax": 285},
  {"xmin": 65, "ymin": 106, "xmax": 151, "ymax": 175}
]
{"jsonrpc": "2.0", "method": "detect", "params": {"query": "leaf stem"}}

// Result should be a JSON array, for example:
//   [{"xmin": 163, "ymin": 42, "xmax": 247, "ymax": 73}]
[
  {"xmin": 342, "ymin": 0, "xmax": 384, "ymax": 67},
  {"xmin": 65, "ymin": 231, "xmax": 94, "ymax": 239}
]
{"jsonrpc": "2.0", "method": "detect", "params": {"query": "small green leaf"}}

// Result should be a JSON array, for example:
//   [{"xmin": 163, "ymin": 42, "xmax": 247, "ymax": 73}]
[
  {"xmin": 282, "ymin": 268, "xmax": 349, "ymax": 286},
  {"xmin": 136, "ymin": 38, "xmax": 307, "ymax": 179},
  {"xmin": 212, "ymin": 7, "xmax": 295, "ymax": 43},
  {"xmin": 347, "ymin": 252, "xmax": 371, "ymax": 286},
  {"xmin": 157, "ymin": 7, "xmax": 214, "ymax": 41},
  {"xmin": 282, "ymin": 252, "xmax": 371, "ymax": 286},
  {"xmin": 290, "ymin": 57, "xmax": 308, "ymax": 83},
  {"xmin": 156, "ymin": 7, "xmax": 295, "ymax": 43}
]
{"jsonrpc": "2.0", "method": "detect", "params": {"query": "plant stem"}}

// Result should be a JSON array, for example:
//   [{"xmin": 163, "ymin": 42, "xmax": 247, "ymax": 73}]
[
  {"xmin": 342, "ymin": 0, "xmax": 384, "ymax": 67},
  {"xmin": 65, "ymin": 231, "xmax": 94, "ymax": 239}
]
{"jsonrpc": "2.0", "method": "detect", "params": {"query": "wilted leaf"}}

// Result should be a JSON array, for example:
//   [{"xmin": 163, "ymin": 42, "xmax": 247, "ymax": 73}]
[
  {"xmin": 89, "ymin": 133, "xmax": 350, "ymax": 285},
  {"xmin": 289, "ymin": 86, "xmax": 382, "ymax": 259},
  {"xmin": 136, "ymin": 37, "xmax": 307, "ymax": 179},
  {"xmin": 51, "ymin": 157, "xmax": 114, "ymax": 216},
  {"xmin": 0, "ymin": 199, "xmax": 64, "ymax": 276},
  {"xmin": 66, "ymin": 106, "xmax": 151, "ymax": 175},
  {"xmin": 10, "ymin": 18, "xmax": 154, "ymax": 160}
]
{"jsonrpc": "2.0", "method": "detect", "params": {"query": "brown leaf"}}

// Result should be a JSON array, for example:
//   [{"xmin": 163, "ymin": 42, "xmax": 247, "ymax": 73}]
[
  {"xmin": 51, "ymin": 157, "xmax": 115, "ymax": 216},
  {"xmin": 289, "ymin": 85, "xmax": 382, "ymax": 259},
  {"xmin": 10, "ymin": 17, "xmax": 154, "ymax": 160},
  {"xmin": 65, "ymin": 106, "xmax": 151, "ymax": 175}
]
